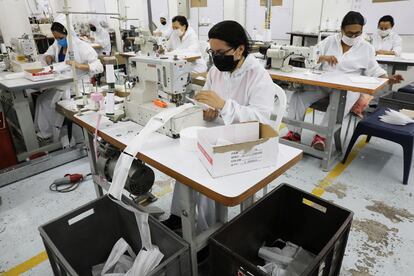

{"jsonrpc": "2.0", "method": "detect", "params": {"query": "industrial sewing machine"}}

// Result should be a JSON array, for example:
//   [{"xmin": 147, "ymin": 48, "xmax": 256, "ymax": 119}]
[
  {"xmin": 125, "ymin": 55, "xmax": 203, "ymax": 138},
  {"xmin": 133, "ymin": 30, "xmax": 166, "ymax": 56},
  {"xmin": 266, "ymin": 45, "xmax": 319, "ymax": 72},
  {"xmin": 9, "ymin": 35, "xmax": 41, "ymax": 72}
]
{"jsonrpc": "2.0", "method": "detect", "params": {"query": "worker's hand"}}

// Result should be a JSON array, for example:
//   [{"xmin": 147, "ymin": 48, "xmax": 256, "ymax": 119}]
[
  {"xmin": 388, "ymin": 74, "xmax": 404, "ymax": 84},
  {"xmin": 154, "ymin": 31, "xmax": 162, "ymax": 37},
  {"xmin": 195, "ymin": 91, "xmax": 225, "ymax": 110},
  {"xmin": 376, "ymin": 50, "xmax": 387, "ymax": 55},
  {"xmin": 318, "ymin": 55, "xmax": 338, "ymax": 66},
  {"xmin": 203, "ymin": 109, "xmax": 219, "ymax": 121},
  {"xmin": 89, "ymin": 37, "xmax": 95, "ymax": 42},
  {"xmin": 66, "ymin": 60, "xmax": 79, "ymax": 69},
  {"xmin": 45, "ymin": 55, "xmax": 54, "ymax": 65}
]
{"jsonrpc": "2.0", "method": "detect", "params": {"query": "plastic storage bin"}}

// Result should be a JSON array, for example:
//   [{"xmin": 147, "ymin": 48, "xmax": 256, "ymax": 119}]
[
  {"xmin": 39, "ymin": 195, "xmax": 190, "ymax": 276},
  {"xmin": 378, "ymin": 91, "xmax": 414, "ymax": 111},
  {"xmin": 209, "ymin": 183, "xmax": 353, "ymax": 276}
]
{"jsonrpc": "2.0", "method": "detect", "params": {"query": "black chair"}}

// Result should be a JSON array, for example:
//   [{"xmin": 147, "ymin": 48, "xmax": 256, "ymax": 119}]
[{"xmin": 342, "ymin": 107, "xmax": 414, "ymax": 184}]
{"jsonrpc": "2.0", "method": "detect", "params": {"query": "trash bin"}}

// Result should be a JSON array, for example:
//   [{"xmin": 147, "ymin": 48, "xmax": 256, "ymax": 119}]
[
  {"xmin": 209, "ymin": 184, "xmax": 353, "ymax": 276},
  {"xmin": 39, "ymin": 195, "xmax": 190, "ymax": 276}
]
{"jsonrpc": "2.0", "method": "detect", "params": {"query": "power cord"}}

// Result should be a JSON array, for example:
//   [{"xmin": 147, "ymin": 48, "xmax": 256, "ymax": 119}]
[{"xmin": 49, "ymin": 173, "xmax": 92, "ymax": 193}]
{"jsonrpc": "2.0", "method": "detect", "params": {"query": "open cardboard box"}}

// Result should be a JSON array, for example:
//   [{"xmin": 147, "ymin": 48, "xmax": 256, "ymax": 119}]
[{"xmin": 197, "ymin": 121, "xmax": 279, "ymax": 178}]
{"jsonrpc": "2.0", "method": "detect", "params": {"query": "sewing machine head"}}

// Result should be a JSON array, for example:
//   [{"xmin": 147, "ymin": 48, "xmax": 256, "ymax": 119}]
[
  {"xmin": 128, "ymin": 55, "xmax": 192, "ymax": 104},
  {"xmin": 267, "ymin": 45, "xmax": 319, "ymax": 71},
  {"xmin": 9, "ymin": 35, "xmax": 40, "ymax": 72}
]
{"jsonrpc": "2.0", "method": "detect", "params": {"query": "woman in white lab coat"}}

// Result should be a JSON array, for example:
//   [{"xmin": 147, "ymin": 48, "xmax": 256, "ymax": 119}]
[
  {"xmin": 282, "ymin": 11, "xmax": 402, "ymax": 151},
  {"xmin": 372, "ymin": 15, "xmax": 402, "ymax": 56},
  {"xmin": 166, "ymin": 21, "xmax": 279, "ymax": 233},
  {"xmin": 88, "ymin": 18, "xmax": 112, "ymax": 56},
  {"xmin": 154, "ymin": 12, "xmax": 172, "ymax": 39},
  {"xmin": 35, "ymin": 14, "xmax": 103, "ymax": 141},
  {"xmin": 166, "ymin": 15, "xmax": 207, "ymax": 73}
]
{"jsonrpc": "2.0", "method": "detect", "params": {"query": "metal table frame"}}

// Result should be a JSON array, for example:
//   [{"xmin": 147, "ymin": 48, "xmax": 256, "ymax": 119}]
[{"xmin": 76, "ymin": 113, "xmax": 302, "ymax": 276}]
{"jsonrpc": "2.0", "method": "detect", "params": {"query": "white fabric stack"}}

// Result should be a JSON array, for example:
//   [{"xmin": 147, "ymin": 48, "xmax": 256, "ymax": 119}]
[{"xmin": 379, "ymin": 109, "xmax": 414, "ymax": 125}]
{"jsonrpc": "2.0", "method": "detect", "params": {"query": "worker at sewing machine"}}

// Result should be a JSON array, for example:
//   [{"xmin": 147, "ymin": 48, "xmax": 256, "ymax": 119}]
[
  {"xmin": 85, "ymin": 17, "xmax": 112, "ymax": 56},
  {"xmin": 165, "ymin": 20, "xmax": 280, "ymax": 232},
  {"xmin": 166, "ymin": 15, "xmax": 207, "ymax": 73},
  {"xmin": 372, "ymin": 15, "xmax": 402, "ymax": 57},
  {"xmin": 282, "ymin": 11, "xmax": 403, "ymax": 151},
  {"xmin": 35, "ymin": 14, "xmax": 103, "ymax": 144},
  {"xmin": 154, "ymin": 12, "xmax": 172, "ymax": 40}
]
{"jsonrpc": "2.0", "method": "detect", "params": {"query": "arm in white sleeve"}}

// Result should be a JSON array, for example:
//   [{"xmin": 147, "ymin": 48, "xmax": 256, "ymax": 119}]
[
  {"xmin": 220, "ymin": 74, "xmax": 276, "ymax": 125},
  {"xmin": 186, "ymin": 33, "xmax": 201, "ymax": 53},
  {"xmin": 43, "ymin": 43, "xmax": 57, "ymax": 63},
  {"xmin": 79, "ymin": 42, "xmax": 103, "ymax": 75},
  {"xmin": 393, "ymin": 34, "xmax": 402, "ymax": 56},
  {"xmin": 365, "ymin": 47, "xmax": 387, "ymax": 77}
]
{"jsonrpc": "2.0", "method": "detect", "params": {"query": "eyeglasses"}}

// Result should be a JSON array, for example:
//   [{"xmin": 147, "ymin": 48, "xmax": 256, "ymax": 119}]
[
  {"xmin": 207, "ymin": 47, "xmax": 234, "ymax": 58},
  {"xmin": 343, "ymin": 32, "xmax": 362, "ymax": 38}
]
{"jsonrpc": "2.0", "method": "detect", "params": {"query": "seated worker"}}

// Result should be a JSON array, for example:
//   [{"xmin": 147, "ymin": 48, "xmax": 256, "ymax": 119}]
[
  {"xmin": 154, "ymin": 12, "xmax": 172, "ymax": 39},
  {"xmin": 165, "ymin": 20, "xmax": 280, "ymax": 233},
  {"xmin": 372, "ymin": 15, "xmax": 402, "ymax": 56},
  {"xmin": 166, "ymin": 15, "xmax": 207, "ymax": 73},
  {"xmin": 35, "ymin": 14, "xmax": 103, "ymax": 142},
  {"xmin": 87, "ymin": 18, "xmax": 111, "ymax": 56},
  {"xmin": 282, "ymin": 11, "xmax": 403, "ymax": 151}
]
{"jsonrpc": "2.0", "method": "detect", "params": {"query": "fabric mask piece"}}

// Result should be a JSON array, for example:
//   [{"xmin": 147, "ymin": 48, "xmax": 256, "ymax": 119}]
[
  {"xmin": 378, "ymin": 29, "xmax": 391, "ymax": 38},
  {"xmin": 175, "ymin": 29, "xmax": 184, "ymax": 36},
  {"xmin": 341, "ymin": 34, "xmax": 362, "ymax": 47}
]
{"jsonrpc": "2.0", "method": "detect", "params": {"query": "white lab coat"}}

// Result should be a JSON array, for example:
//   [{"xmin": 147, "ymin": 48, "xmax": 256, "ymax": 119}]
[
  {"xmin": 171, "ymin": 54, "xmax": 278, "ymax": 233},
  {"xmin": 155, "ymin": 23, "xmax": 172, "ymax": 39},
  {"xmin": 288, "ymin": 33, "xmax": 386, "ymax": 134},
  {"xmin": 204, "ymin": 54, "xmax": 277, "ymax": 125},
  {"xmin": 372, "ymin": 31, "xmax": 402, "ymax": 56},
  {"xmin": 89, "ymin": 18, "xmax": 112, "ymax": 55},
  {"xmin": 35, "ymin": 14, "xmax": 103, "ymax": 140},
  {"xmin": 167, "ymin": 27, "xmax": 207, "ymax": 73}
]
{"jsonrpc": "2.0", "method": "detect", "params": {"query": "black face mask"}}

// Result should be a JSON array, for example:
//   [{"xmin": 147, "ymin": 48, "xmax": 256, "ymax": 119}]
[
  {"xmin": 90, "ymin": 25, "xmax": 97, "ymax": 32},
  {"xmin": 160, "ymin": 21, "xmax": 167, "ymax": 25},
  {"xmin": 212, "ymin": 54, "xmax": 239, "ymax": 72}
]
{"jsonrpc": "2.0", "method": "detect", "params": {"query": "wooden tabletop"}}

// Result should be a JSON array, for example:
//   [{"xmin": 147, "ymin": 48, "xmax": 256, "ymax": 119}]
[
  {"xmin": 269, "ymin": 68, "xmax": 389, "ymax": 95},
  {"xmin": 72, "ymin": 111, "xmax": 302, "ymax": 206}
]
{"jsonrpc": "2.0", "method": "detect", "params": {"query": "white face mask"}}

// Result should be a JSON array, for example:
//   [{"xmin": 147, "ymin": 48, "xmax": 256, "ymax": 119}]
[
  {"xmin": 175, "ymin": 29, "xmax": 184, "ymax": 36},
  {"xmin": 341, "ymin": 34, "xmax": 362, "ymax": 46},
  {"xmin": 378, "ymin": 28, "xmax": 391, "ymax": 38}
]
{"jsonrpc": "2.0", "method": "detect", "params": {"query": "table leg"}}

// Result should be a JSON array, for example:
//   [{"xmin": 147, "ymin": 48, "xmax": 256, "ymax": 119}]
[
  {"xmin": 301, "ymin": 36, "xmax": 305, "ymax": 46},
  {"xmin": 178, "ymin": 182, "xmax": 198, "ymax": 276},
  {"xmin": 240, "ymin": 196, "xmax": 254, "ymax": 212},
  {"xmin": 387, "ymin": 65, "xmax": 394, "ymax": 90},
  {"xmin": 321, "ymin": 90, "xmax": 346, "ymax": 170},
  {"xmin": 290, "ymin": 34, "xmax": 293, "ymax": 45},
  {"xmin": 13, "ymin": 89, "xmax": 39, "ymax": 152},
  {"xmin": 83, "ymin": 127, "xmax": 103, "ymax": 197}
]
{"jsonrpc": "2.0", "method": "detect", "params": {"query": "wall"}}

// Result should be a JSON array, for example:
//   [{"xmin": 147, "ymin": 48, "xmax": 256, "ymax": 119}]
[{"xmin": 0, "ymin": 0, "xmax": 33, "ymax": 47}]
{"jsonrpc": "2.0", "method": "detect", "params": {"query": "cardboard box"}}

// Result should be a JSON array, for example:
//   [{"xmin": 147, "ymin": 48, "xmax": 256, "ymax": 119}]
[{"xmin": 197, "ymin": 122, "xmax": 279, "ymax": 178}]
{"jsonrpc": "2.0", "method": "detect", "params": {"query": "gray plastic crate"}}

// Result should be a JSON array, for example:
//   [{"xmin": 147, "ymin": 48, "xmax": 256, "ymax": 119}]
[
  {"xmin": 39, "ymin": 195, "xmax": 190, "ymax": 276},
  {"xmin": 378, "ymin": 91, "xmax": 414, "ymax": 111}
]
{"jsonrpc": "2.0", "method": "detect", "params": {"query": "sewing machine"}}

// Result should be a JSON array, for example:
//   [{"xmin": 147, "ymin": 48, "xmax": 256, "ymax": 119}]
[
  {"xmin": 125, "ymin": 55, "xmax": 203, "ymax": 138},
  {"xmin": 267, "ymin": 45, "xmax": 319, "ymax": 72},
  {"xmin": 9, "ymin": 35, "xmax": 41, "ymax": 72},
  {"xmin": 134, "ymin": 30, "xmax": 166, "ymax": 56}
]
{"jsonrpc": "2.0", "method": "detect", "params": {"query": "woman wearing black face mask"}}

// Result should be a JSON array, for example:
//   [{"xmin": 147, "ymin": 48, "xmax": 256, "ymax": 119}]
[
  {"xmin": 165, "ymin": 21, "xmax": 281, "ymax": 234},
  {"xmin": 154, "ymin": 13, "xmax": 172, "ymax": 39},
  {"xmin": 194, "ymin": 20, "xmax": 278, "ymax": 125}
]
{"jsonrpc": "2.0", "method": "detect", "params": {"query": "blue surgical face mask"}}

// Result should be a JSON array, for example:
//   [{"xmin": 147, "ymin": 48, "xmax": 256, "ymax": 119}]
[{"xmin": 57, "ymin": 37, "xmax": 68, "ymax": 48}]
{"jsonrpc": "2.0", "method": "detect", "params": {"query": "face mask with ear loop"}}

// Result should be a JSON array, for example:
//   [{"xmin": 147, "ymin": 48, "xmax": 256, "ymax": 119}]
[
  {"xmin": 341, "ymin": 34, "xmax": 362, "ymax": 46},
  {"xmin": 378, "ymin": 28, "xmax": 391, "ymax": 38},
  {"xmin": 212, "ymin": 48, "xmax": 242, "ymax": 72}
]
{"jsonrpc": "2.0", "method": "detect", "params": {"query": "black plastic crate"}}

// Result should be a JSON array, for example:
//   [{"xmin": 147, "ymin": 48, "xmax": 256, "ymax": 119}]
[
  {"xmin": 398, "ymin": 82, "xmax": 414, "ymax": 94},
  {"xmin": 209, "ymin": 184, "xmax": 353, "ymax": 276},
  {"xmin": 39, "ymin": 195, "xmax": 190, "ymax": 276},
  {"xmin": 378, "ymin": 91, "xmax": 414, "ymax": 111}
]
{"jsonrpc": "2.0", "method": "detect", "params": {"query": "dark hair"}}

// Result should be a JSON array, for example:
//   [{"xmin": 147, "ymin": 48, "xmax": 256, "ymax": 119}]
[
  {"xmin": 378, "ymin": 15, "xmax": 394, "ymax": 27},
  {"xmin": 208, "ymin": 20, "xmax": 251, "ymax": 57},
  {"xmin": 172, "ymin": 15, "xmax": 188, "ymax": 30},
  {"xmin": 341, "ymin": 11, "xmax": 365, "ymax": 29},
  {"xmin": 51, "ymin": 22, "xmax": 67, "ymax": 35}
]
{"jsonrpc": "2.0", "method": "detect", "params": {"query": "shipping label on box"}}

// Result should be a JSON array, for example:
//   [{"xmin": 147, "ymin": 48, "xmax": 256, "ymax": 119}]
[{"xmin": 197, "ymin": 122, "xmax": 279, "ymax": 178}]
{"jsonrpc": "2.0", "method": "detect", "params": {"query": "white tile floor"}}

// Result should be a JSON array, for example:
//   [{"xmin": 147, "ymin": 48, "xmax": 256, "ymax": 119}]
[{"xmin": 1, "ymin": 117, "xmax": 414, "ymax": 276}]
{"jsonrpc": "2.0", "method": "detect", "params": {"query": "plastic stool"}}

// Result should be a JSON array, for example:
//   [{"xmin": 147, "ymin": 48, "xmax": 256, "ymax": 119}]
[{"xmin": 342, "ymin": 107, "xmax": 414, "ymax": 184}]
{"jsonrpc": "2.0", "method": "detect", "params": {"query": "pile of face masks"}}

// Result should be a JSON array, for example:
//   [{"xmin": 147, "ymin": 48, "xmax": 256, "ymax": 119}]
[
  {"xmin": 379, "ymin": 109, "xmax": 414, "ymax": 125},
  {"xmin": 257, "ymin": 239, "xmax": 315, "ymax": 276}
]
